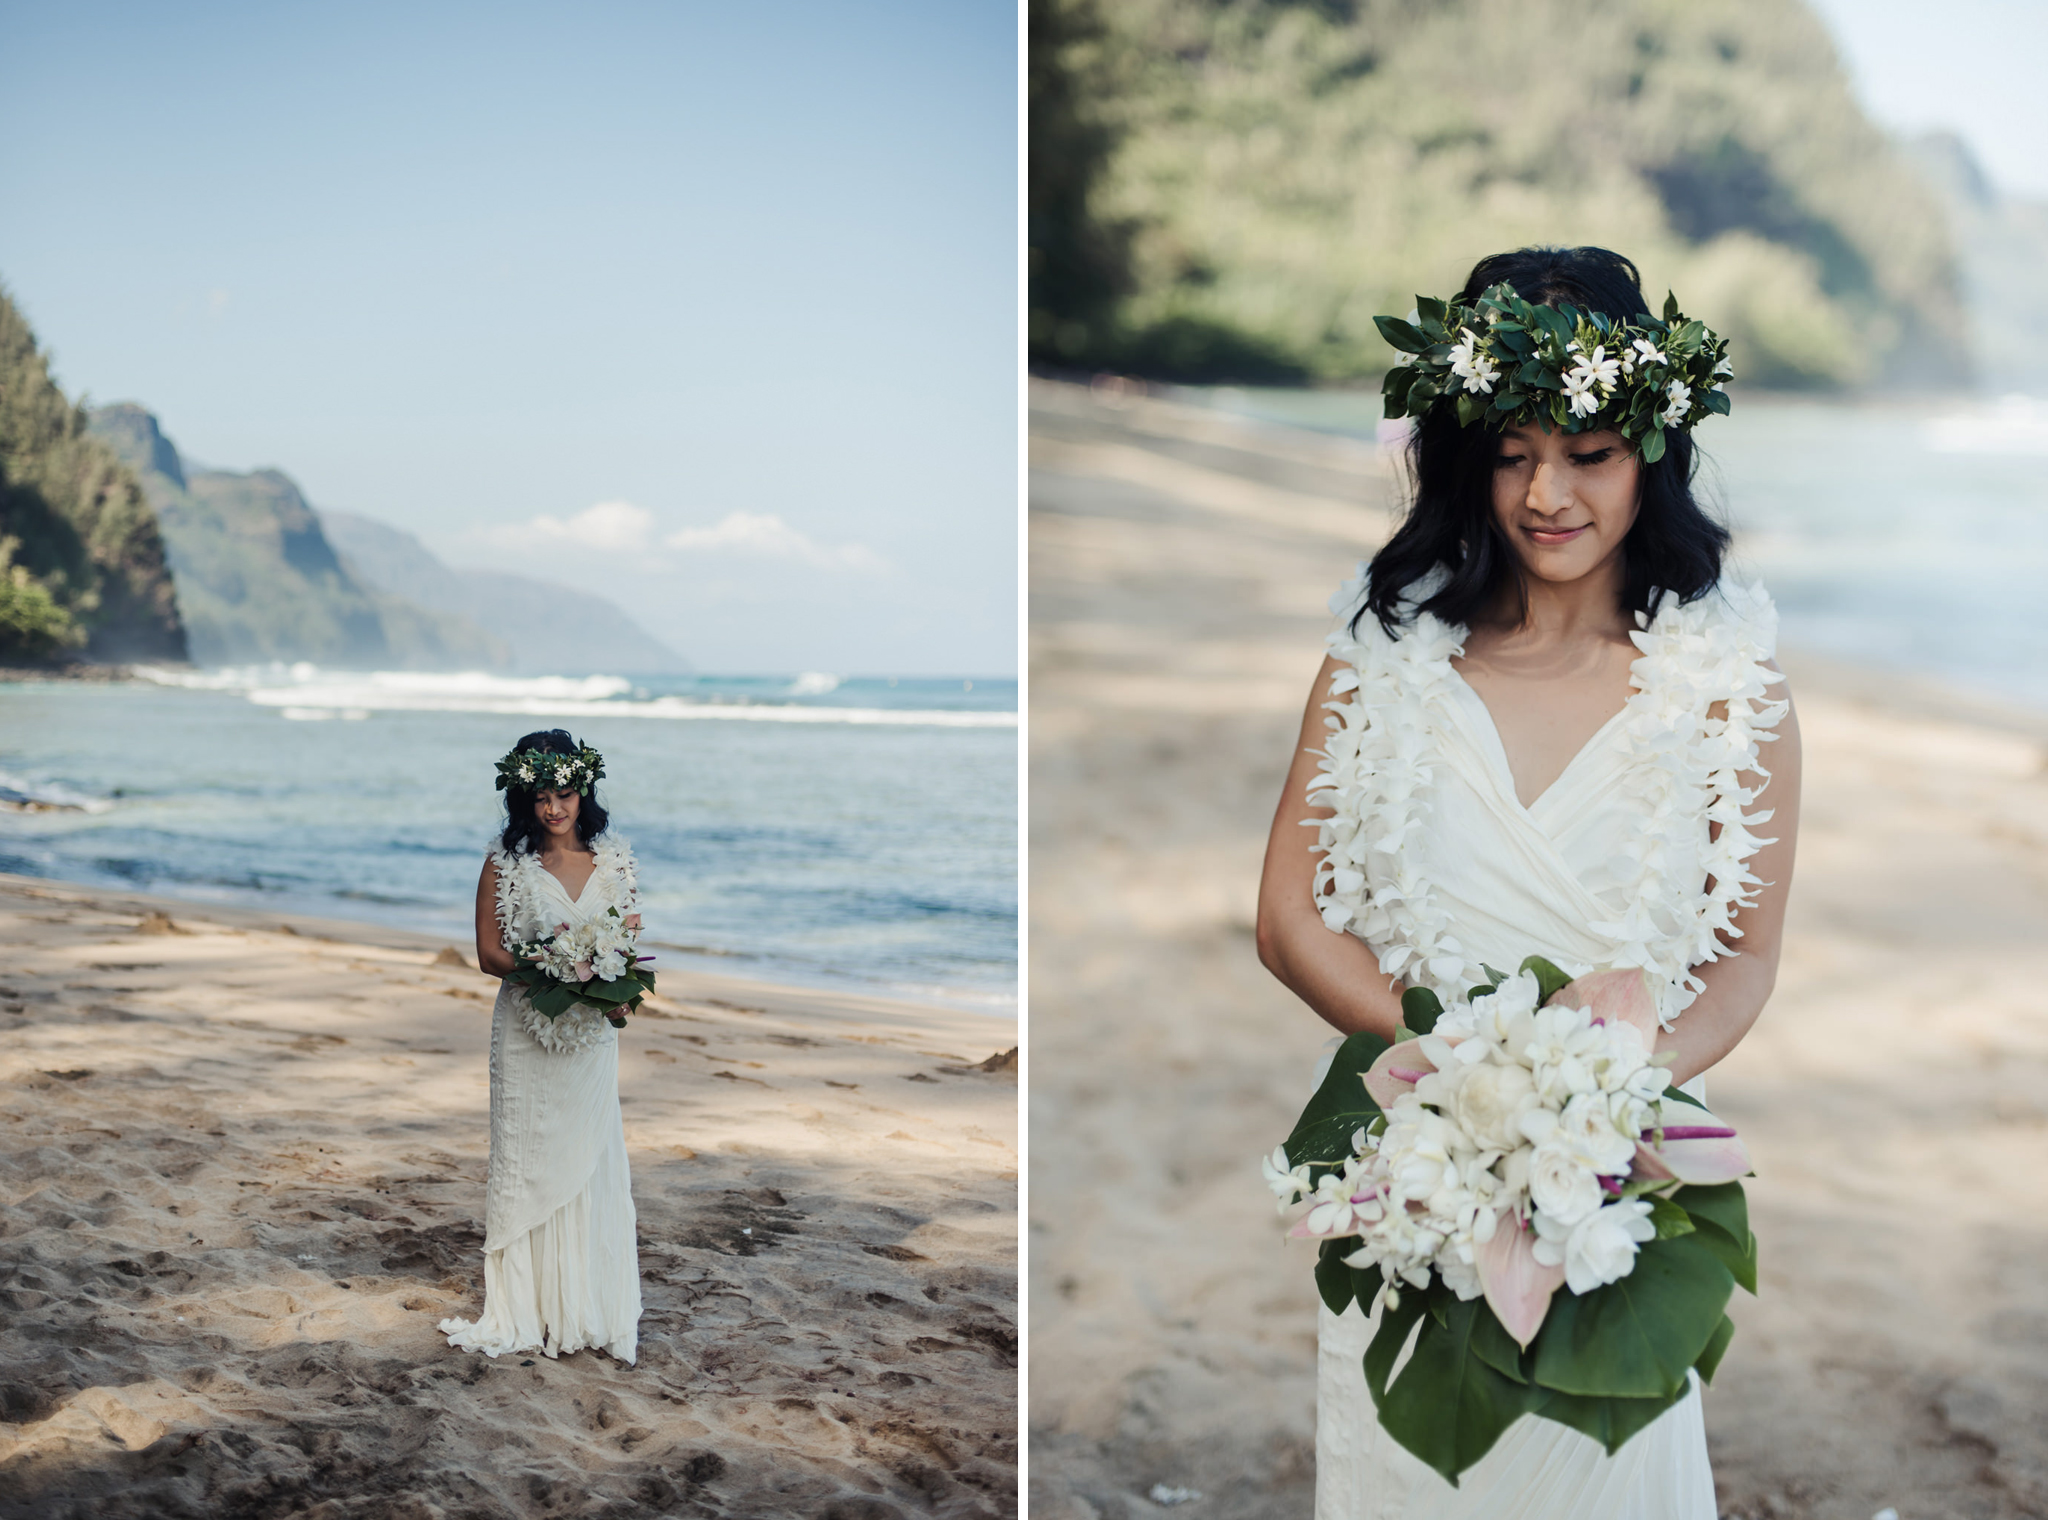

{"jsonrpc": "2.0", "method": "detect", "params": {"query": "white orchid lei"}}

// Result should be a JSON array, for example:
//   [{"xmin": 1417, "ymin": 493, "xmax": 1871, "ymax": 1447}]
[
  {"xmin": 1264, "ymin": 958, "xmax": 1756, "ymax": 1481},
  {"xmin": 1378, "ymin": 285, "xmax": 1732, "ymax": 462},
  {"xmin": 494, "ymin": 741, "xmax": 606, "ymax": 797}
]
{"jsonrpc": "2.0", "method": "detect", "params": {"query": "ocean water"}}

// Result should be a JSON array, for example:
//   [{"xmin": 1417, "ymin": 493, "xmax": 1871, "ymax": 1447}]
[
  {"xmin": 1190, "ymin": 388, "xmax": 2048, "ymax": 712},
  {"xmin": 0, "ymin": 671, "xmax": 1017, "ymax": 1012}
]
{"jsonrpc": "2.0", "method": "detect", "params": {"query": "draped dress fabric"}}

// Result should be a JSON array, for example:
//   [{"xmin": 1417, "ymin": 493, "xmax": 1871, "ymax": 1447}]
[
  {"xmin": 1304, "ymin": 568, "xmax": 1788, "ymax": 1520},
  {"xmin": 439, "ymin": 834, "xmax": 643, "ymax": 1363}
]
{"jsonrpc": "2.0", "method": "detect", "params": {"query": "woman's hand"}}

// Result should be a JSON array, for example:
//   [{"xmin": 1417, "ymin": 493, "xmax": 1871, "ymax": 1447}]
[
  {"xmin": 1254, "ymin": 654, "xmax": 1408, "ymax": 1041},
  {"xmin": 474, "ymin": 858, "xmax": 519, "ymax": 979}
]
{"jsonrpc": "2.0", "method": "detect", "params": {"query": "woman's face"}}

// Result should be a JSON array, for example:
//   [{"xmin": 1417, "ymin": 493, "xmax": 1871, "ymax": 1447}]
[
  {"xmin": 1491, "ymin": 423, "xmax": 1640, "ymax": 587},
  {"xmin": 533, "ymin": 787, "xmax": 581, "ymax": 840}
]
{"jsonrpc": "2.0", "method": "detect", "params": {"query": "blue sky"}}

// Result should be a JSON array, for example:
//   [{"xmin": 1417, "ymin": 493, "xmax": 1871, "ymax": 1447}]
[
  {"xmin": 1809, "ymin": 0, "xmax": 2048, "ymax": 199},
  {"xmin": 0, "ymin": 1, "xmax": 1017, "ymax": 676}
]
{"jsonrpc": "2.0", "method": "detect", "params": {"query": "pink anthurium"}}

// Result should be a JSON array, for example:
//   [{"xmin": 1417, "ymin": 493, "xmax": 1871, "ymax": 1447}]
[
  {"xmin": 1633, "ymin": 1100, "xmax": 1750, "ymax": 1185},
  {"xmin": 1475, "ymin": 1209, "xmax": 1566, "ymax": 1348},
  {"xmin": 1554, "ymin": 967, "xmax": 1660, "ymax": 1045},
  {"xmin": 1363, "ymin": 1033, "xmax": 1462, "ymax": 1109}
]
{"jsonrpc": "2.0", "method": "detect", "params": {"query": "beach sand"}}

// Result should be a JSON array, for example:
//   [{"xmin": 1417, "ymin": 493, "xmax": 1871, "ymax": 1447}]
[
  {"xmin": 0, "ymin": 875, "xmax": 1017, "ymax": 1519},
  {"xmin": 1027, "ymin": 379, "xmax": 2048, "ymax": 1520}
]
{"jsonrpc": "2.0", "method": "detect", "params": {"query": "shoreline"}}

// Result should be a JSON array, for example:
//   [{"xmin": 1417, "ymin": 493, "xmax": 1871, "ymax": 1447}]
[{"xmin": 0, "ymin": 871, "xmax": 1017, "ymax": 1517}]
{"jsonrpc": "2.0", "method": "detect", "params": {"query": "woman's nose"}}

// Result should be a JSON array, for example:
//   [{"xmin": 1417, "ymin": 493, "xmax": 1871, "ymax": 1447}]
[{"xmin": 1527, "ymin": 458, "xmax": 1572, "ymax": 515}]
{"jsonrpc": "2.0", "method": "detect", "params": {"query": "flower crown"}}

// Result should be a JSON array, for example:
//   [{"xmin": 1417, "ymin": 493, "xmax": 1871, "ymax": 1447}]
[
  {"xmin": 494, "ymin": 742, "xmax": 606, "ymax": 796},
  {"xmin": 1374, "ymin": 284, "xmax": 1731, "ymax": 462}
]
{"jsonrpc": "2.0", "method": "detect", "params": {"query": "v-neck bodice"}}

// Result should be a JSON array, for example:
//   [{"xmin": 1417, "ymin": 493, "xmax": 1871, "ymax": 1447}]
[
  {"xmin": 1308, "ymin": 568, "xmax": 1788, "ymax": 1027},
  {"xmin": 490, "ymin": 835, "xmax": 638, "ymax": 946}
]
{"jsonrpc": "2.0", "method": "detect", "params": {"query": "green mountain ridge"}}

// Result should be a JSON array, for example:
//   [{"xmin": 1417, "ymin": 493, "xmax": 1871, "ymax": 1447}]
[
  {"xmin": 88, "ymin": 404, "xmax": 511, "ymax": 670},
  {"xmin": 1032, "ymin": 0, "xmax": 1973, "ymax": 389},
  {"xmin": 0, "ymin": 289, "xmax": 186, "ymax": 663}
]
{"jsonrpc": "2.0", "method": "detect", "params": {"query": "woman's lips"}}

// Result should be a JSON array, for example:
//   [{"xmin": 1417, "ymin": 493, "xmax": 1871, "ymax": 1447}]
[{"xmin": 1525, "ymin": 523, "xmax": 1590, "ymax": 545}]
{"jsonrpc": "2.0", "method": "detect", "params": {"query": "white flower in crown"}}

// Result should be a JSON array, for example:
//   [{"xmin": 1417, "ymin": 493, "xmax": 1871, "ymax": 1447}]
[
  {"xmin": 1662, "ymin": 379, "xmax": 1692, "ymax": 427},
  {"xmin": 1561, "ymin": 368, "xmax": 1603, "ymax": 418},
  {"xmin": 1631, "ymin": 336, "xmax": 1668, "ymax": 368},
  {"xmin": 1447, "ymin": 328, "xmax": 1499, "ymax": 395},
  {"xmin": 518, "ymin": 764, "xmax": 534, "ymax": 783},
  {"xmin": 1711, "ymin": 356, "xmax": 1733, "ymax": 393},
  {"xmin": 1576, "ymin": 344, "xmax": 1622, "ymax": 392}
]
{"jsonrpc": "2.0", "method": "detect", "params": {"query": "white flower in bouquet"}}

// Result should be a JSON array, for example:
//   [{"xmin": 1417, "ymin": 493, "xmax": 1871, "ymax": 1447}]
[{"xmin": 1533, "ymin": 1197, "xmax": 1657, "ymax": 1294}]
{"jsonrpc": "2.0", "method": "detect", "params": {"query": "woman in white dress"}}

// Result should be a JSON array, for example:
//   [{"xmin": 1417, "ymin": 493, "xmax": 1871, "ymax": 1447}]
[
  {"xmin": 1255, "ymin": 246, "xmax": 1803, "ymax": 1518},
  {"xmin": 440, "ymin": 728, "xmax": 643, "ymax": 1364}
]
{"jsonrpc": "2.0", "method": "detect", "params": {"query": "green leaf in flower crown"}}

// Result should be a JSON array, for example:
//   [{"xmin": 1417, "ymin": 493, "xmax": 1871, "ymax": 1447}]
[
  {"xmin": 1316, "ymin": 1239, "xmax": 1357, "ymax": 1317},
  {"xmin": 1663, "ymin": 290, "xmax": 1681, "ymax": 321},
  {"xmin": 1455, "ymin": 392, "xmax": 1483, "ymax": 427},
  {"xmin": 1384, "ymin": 365, "xmax": 1421, "ymax": 414},
  {"xmin": 1694, "ymin": 1313, "xmax": 1737, "ymax": 1384},
  {"xmin": 1284, "ymin": 1029, "xmax": 1390, "ymax": 1169},
  {"xmin": 1529, "ymin": 1234, "xmax": 1734, "ymax": 1400},
  {"xmin": 1534, "ymin": 1383, "xmax": 1687, "ymax": 1457},
  {"xmin": 1416, "ymin": 295, "xmax": 1449, "ymax": 325},
  {"xmin": 1401, "ymin": 986, "xmax": 1443, "ymax": 1036},
  {"xmin": 1493, "ymin": 326, "xmax": 1533, "ymax": 357},
  {"xmin": 1704, "ymin": 389, "xmax": 1732, "ymax": 416},
  {"xmin": 1375, "ymin": 1295, "xmax": 1548, "ymax": 1485},
  {"xmin": 1519, "ymin": 955, "xmax": 1572, "ymax": 1005},
  {"xmin": 1639, "ymin": 427, "xmax": 1667, "ymax": 465},
  {"xmin": 1647, "ymin": 1196, "xmax": 1696, "ymax": 1239},
  {"xmin": 1375, "ymin": 316, "xmax": 1433, "ymax": 354}
]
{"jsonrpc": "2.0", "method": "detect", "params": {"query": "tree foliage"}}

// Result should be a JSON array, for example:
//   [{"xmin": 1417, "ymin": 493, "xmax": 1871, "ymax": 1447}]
[
  {"xmin": 0, "ymin": 287, "xmax": 187, "ymax": 664},
  {"xmin": 1031, "ymin": 0, "xmax": 1971, "ymax": 388}
]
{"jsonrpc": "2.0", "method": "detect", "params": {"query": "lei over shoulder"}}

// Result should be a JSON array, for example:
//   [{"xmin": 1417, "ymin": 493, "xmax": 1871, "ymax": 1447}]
[
  {"xmin": 1308, "ymin": 568, "xmax": 1787, "ymax": 1025},
  {"xmin": 487, "ymin": 833, "xmax": 639, "ymax": 946}
]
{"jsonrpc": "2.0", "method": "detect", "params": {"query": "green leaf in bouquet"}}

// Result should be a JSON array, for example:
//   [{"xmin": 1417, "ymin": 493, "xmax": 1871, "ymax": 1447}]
[
  {"xmin": 1529, "ymin": 1234, "xmax": 1734, "ymax": 1400},
  {"xmin": 1316, "ymin": 1239, "xmax": 1357, "ymax": 1318},
  {"xmin": 1468, "ymin": 1299, "xmax": 1531, "ymax": 1385},
  {"xmin": 1284, "ymin": 1030, "xmax": 1390, "ymax": 1170},
  {"xmin": 1662, "ymin": 1085, "xmax": 1708, "ymax": 1110},
  {"xmin": 1363, "ymin": 1283, "xmax": 1430, "ymax": 1405},
  {"xmin": 1519, "ymin": 956, "xmax": 1572, "ymax": 1005},
  {"xmin": 1350, "ymin": 1265, "xmax": 1385, "ymax": 1319},
  {"xmin": 1673, "ymin": 1182, "xmax": 1757, "ymax": 1294},
  {"xmin": 1693, "ymin": 1313, "xmax": 1737, "ymax": 1385},
  {"xmin": 1375, "ymin": 1295, "xmax": 1547, "ymax": 1486},
  {"xmin": 1401, "ymin": 986, "xmax": 1443, "ymax": 1036},
  {"xmin": 1647, "ymin": 1196, "xmax": 1696, "ymax": 1239},
  {"xmin": 529, "ymin": 981, "xmax": 581, "ymax": 1018},
  {"xmin": 1532, "ymin": 1383, "xmax": 1687, "ymax": 1457}
]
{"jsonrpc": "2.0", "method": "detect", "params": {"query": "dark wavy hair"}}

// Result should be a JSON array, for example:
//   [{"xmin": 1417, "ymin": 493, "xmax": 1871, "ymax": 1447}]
[
  {"xmin": 1361, "ymin": 245, "xmax": 1731, "ymax": 635},
  {"xmin": 497, "ymin": 728, "xmax": 610, "ymax": 855}
]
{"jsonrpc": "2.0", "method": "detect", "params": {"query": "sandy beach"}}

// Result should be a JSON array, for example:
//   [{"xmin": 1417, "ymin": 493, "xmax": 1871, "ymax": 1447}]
[
  {"xmin": 1027, "ymin": 379, "xmax": 2048, "ymax": 1520},
  {"xmin": 0, "ymin": 874, "xmax": 1017, "ymax": 1519}
]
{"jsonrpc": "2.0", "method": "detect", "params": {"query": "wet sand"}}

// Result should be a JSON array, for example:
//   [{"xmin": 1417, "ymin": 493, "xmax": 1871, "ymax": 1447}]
[
  {"xmin": 1027, "ymin": 378, "xmax": 2048, "ymax": 1520},
  {"xmin": 0, "ymin": 874, "xmax": 1016, "ymax": 1519}
]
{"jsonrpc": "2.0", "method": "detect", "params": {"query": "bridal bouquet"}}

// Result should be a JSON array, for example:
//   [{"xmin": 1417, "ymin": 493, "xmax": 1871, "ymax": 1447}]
[
  {"xmin": 506, "ymin": 906, "xmax": 657, "ymax": 1029},
  {"xmin": 1262, "ymin": 958, "xmax": 1755, "ymax": 1483}
]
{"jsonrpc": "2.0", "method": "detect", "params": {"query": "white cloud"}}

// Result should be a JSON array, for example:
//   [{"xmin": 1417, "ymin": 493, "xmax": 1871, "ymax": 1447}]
[
  {"xmin": 486, "ymin": 499, "xmax": 656, "ymax": 552},
  {"xmin": 481, "ymin": 503, "xmax": 885, "ymax": 574},
  {"xmin": 664, "ymin": 511, "xmax": 887, "ymax": 572}
]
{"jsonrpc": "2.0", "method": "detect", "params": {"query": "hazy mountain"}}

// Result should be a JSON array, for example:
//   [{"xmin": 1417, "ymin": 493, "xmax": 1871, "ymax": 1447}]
[
  {"xmin": 1907, "ymin": 132, "xmax": 2048, "ymax": 395},
  {"xmin": 319, "ymin": 509, "xmax": 690, "ymax": 674},
  {"xmin": 89, "ymin": 405, "xmax": 507, "ymax": 669},
  {"xmin": 0, "ymin": 290, "xmax": 186, "ymax": 663}
]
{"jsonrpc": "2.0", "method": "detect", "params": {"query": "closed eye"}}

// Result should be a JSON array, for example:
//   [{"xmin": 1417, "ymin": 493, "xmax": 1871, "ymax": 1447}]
[{"xmin": 1569, "ymin": 447, "xmax": 1616, "ymax": 465}]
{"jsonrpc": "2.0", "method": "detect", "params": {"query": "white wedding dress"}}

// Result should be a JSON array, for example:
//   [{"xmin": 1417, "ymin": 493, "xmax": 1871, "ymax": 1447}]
[
  {"xmin": 440, "ymin": 834, "xmax": 643, "ymax": 1363},
  {"xmin": 1306, "ymin": 567, "xmax": 1788, "ymax": 1519}
]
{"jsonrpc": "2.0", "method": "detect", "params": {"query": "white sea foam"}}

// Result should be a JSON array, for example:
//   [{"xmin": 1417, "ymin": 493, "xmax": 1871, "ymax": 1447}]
[
  {"xmin": 1925, "ymin": 395, "xmax": 2048, "ymax": 456},
  {"xmin": 788, "ymin": 671, "xmax": 841, "ymax": 696},
  {"xmin": 128, "ymin": 666, "xmax": 1017, "ymax": 728}
]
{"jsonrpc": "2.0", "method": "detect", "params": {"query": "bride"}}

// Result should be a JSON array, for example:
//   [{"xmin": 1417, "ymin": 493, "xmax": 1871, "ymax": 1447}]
[
  {"xmin": 440, "ymin": 728, "xmax": 643, "ymax": 1364},
  {"xmin": 1255, "ymin": 246, "xmax": 1801, "ymax": 1517}
]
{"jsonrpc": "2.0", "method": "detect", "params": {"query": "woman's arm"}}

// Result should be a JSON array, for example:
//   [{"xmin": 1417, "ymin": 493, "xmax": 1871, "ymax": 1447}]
[
  {"xmin": 475, "ymin": 857, "xmax": 518, "ymax": 978},
  {"xmin": 1255, "ymin": 655, "xmax": 1408, "ymax": 1041},
  {"xmin": 1657, "ymin": 685, "xmax": 1804, "ymax": 1086}
]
